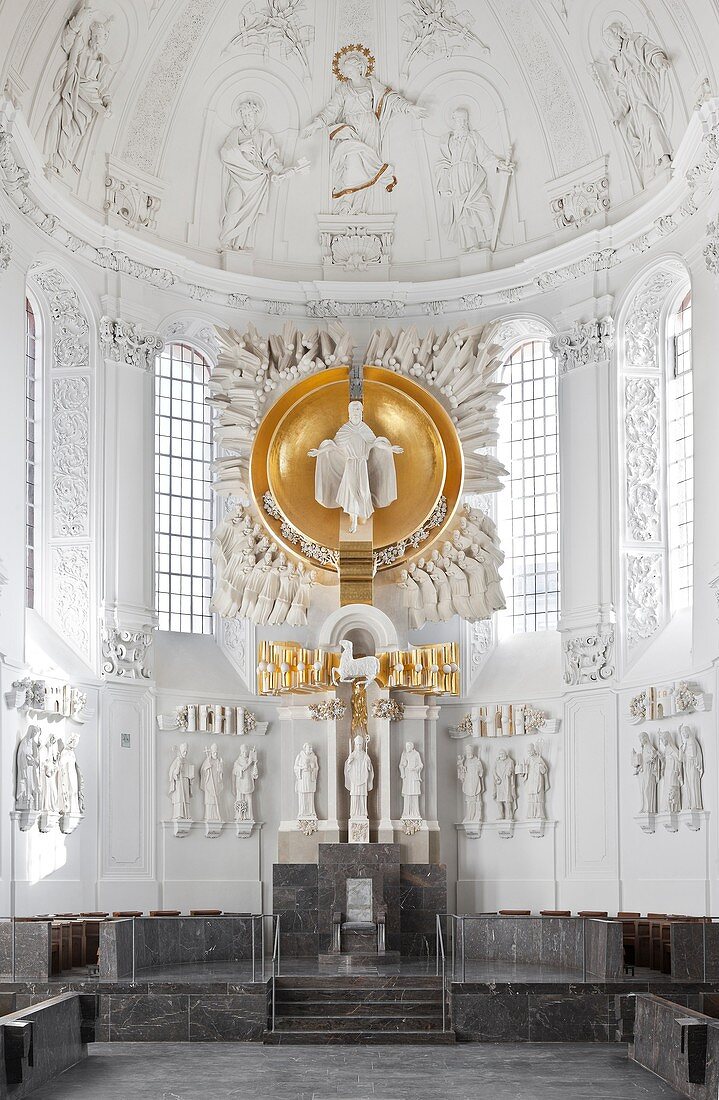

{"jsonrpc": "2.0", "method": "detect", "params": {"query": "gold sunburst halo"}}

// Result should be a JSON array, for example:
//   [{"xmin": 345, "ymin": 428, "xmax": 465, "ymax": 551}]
[{"xmin": 332, "ymin": 43, "xmax": 376, "ymax": 82}]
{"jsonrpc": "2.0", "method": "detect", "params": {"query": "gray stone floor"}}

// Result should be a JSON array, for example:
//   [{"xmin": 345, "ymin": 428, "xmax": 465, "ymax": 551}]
[{"xmin": 28, "ymin": 1042, "xmax": 683, "ymax": 1099}]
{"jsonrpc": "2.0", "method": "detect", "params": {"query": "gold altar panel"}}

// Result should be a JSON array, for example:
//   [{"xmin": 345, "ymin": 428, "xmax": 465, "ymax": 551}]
[{"xmin": 249, "ymin": 366, "xmax": 464, "ymax": 572}]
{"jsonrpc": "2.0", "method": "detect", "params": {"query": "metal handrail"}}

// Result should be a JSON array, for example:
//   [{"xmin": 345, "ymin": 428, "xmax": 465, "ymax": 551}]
[
  {"xmin": 435, "ymin": 913, "xmax": 447, "ymax": 1033},
  {"xmin": 271, "ymin": 914, "xmax": 281, "ymax": 1032}
]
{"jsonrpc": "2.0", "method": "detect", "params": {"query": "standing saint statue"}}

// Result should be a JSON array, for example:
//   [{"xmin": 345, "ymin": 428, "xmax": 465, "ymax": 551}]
[
  {"xmin": 659, "ymin": 731, "xmax": 682, "ymax": 813},
  {"xmin": 493, "ymin": 749, "xmax": 517, "ymax": 821},
  {"xmin": 301, "ymin": 44, "xmax": 426, "ymax": 212},
  {"xmin": 457, "ymin": 745, "xmax": 484, "ymax": 824},
  {"xmin": 15, "ymin": 726, "xmax": 42, "ymax": 811},
  {"xmin": 399, "ymin": 741, "xmax": 423, "ymax": 820},
  {"xmin": 45, "ymin": 2, "xmax": 113, "ymax": 174},
  {"xmin": 220, "ymin": 98, "xmax": 309, "ymax": 251},
  {"xmin": 680, "ymin": 725, "xmax": 703, "ymax": 811},
  {"xmin": 309, "ymin": 401, "xmax": 403, "ymax": 533},
  {"xmin": 294, "ymin": 743, "xmax": 319, "ymax": 819},
  {"xmin": 632, "ymin": 732, "xmax": 660, "ymax": 814},
  {"xmin": 436, "ymin": 107, "xmax": 514, "ymax": 251},
  {"xmin": 200, "ymin": 743, "xmax": 224, "ymax": 823},
  {"xmin": 168, "ymin": 742, "xmax": 194, "ymax": 821},
  {"xmin": 40, "ymin": 734, "xmax": 61, "ymax": 816},
  {"xmin": 518, "ymin": 742, "xmax": 549, "ymax": 821},
  {"xmin": 58, "ymin": 732, "xmax": 85, "ymax": 818},
  {"xmin": 344, "ymin": 734, "xmax": 374, "ymax": 820},
  {"xmin": 602, "ymin": 22, "xmax": 672, "ymax": 184},
  {"xmin": 233, "ymin": 745, "xmax": 259, "ymax": 822}
]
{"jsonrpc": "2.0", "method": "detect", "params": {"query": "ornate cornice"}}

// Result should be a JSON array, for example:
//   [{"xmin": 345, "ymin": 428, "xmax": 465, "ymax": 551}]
[
  {"xmin": 551, "ymin": 316, "xmax": 614, "ymax": 374},
  {"xmin": 562, "ymin": 624, "xmax": 615, "ymax": 686},
  {"xmin": 1, "ymin": 101, "xmax": 718, "ymax": 319},
  {"xmin": 101, "ymin": 623, "xmax": 154, "ymax": 680},
  {"xmin": 100, "ymin": 316, "xmax": 164, "ymax": 370}
]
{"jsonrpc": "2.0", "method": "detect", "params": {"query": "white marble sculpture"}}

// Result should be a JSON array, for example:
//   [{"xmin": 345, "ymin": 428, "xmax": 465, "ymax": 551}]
[
  {"xmin": 57, "ymin": 732, "xmax": 85, "ymax": 832},
  {"xmin": 344, "ymin": 734, "xmax": 374, "ymax": 821},
  {"xmin": 332, "ymin": 640, "xmax": 380, "ymax": 689},
  {"xmin": 45, "ymin": 1, "xmax": 113, "ymax": 174},
  {"xmin": 602, "ymin": 22, "xmax": 672, "ymax": 185},
  {"xmin": 294, "ymin": 742, "xmax": 319, "ymax": 822},
  {"xmin": 659, "ymin": 731, "xmax": 682, "ymax": 813},
  {"xmin": 37, "ymin": 733, "xmax": 61, "ymax": 831},
  {"xmin": 680, "ymin": 725, "xmax": 703, "ymax": 811},
  {"xmin": 286, "ymin": 566, "xmax": 316, "ymax": 627},
  {"xmin": 493, "ymin": 749, "xmax": 517, "ymax": 821},
  {"xmin": 168, "ymin": 743, "xmax": 195, "ymax": 834},
  {"xmin": 397, "ymin": 507, "xmax": 505, "ymax": 624},
  {"xmin": 309, "ymin": 401, "xmax": 402, "ymax": 534},
  {"xmin": 632, "ymin": 732, "xmax": 660, "ymax": 814},
  {"xmin": 200, "ymin": 743, "xmax": 224, "ymax": 834},
  {"xmin": 302, "ymin": 45, "xmax": 426, "ymax": 213},
  {"xmin": 457, "ymin": 745, "xmax": 484, "ymax": 824},
  {"xmin": 519, "ymin": 742, "xmax": 549, "ymax": 820},
  {"xmin": 399, "ymin": 741, "xmax": 423, "ymax": 821},
  {"xmin": 436, "ymin": 108, "xmax": 514, "ymax": 251},
  {"xmin": 15, "ymin": 726, "xmax": 42, "ymax": 813},
  {"xmin": 219, "ymin": 98, "xmax": 309, "ymax": 252},
  {"xmin": 233, "ymin": 745, "xmax": 259, "ymax": 830}
]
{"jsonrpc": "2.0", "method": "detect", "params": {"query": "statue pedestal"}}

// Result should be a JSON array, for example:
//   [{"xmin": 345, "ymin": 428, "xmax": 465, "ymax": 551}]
[
  {"xmin": 457, "ymin": 247, "xmax": 492, "ymax": 276},
  {"xmin": 219, "ymin": 249, "xmax": 255, "ymax": 275},
  {"xmin": 317, "ymin": 214, "xmax": 395, "ymax": 279},
  {"xmin": 278, "ymin": 819, "xmax": 341, "ymax": 862},
  {"xmin": 339, "ymin": 514, "xmax": 374, "ymax": 606},
  {"xmin": 348, "ymin": 818, "xmax": 370, "ymax": 844}
]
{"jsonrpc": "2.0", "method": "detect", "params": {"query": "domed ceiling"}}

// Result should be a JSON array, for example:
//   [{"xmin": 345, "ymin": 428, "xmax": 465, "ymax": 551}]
[{"xmin": 1, "ymin": 0, "xmax": 717, "ymax": 282}]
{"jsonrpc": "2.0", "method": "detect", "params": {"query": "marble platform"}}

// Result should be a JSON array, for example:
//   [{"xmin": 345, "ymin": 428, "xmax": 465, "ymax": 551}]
[
  {"xmin": 456, "ymin": 915, "xmax": 623, "ymax": 981},
  {"xmin": 99, "ymin": 916, "xmax": 259, "ymax": 980},
  {"xmin": 0, "ymin": 992, "xmax": 86, "ymax": 1098}
]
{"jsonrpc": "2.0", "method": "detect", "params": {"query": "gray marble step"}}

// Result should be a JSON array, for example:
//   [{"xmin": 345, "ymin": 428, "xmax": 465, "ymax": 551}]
[
  {"xmin": 275, "ymin": 1000, "xmax": 444, "ymax": 1016},
  {"xmin": 274, "ymin": 975, "xmax": 442, "ymax": 990},
  {"xmin": 263, "ymin": 1029, "xmax": 456, "ymax": 1045},
  {"xmin": 276, "ymin": 987, "xmax": 444, "ymax": 1003},
  {"xmin": 275, "ymin": 1014, "xmax": 445, "ymax": 1031}
]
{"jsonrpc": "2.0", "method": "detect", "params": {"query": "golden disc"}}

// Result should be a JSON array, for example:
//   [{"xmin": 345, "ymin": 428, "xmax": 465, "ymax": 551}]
[{"xmin": 249, "ymin": 366, "xmax": 464, "ymax": 571}]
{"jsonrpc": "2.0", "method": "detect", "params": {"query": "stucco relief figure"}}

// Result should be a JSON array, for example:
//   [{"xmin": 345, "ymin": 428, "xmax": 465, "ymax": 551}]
[
  {"xmin": 436, "ymin": 108, "xmax": 514, "ymax": 251},
  {"xmin": 200, "ymin": 743, "xmax": 224, "ymax": 823},
  {"xmin": 309, "ymin": 401, "xmax": 403, "ymax": 533},
  {"xmin": 457, "ymin": 745, "xmax": 484, "ymax": 824},
  {"xmin": 398, "ymin": 568, "xmax": 425, "ymax": 630},
  {"xmin": 680, "ymin": 725, "xmax": 703, "ymax": 811},
  {"xmin": 58, "ymin": 732, "xmax": 85, "ymax": 817},
  {"xmin": 294, "ymin": 742, "xmax": 319, "ymax": 819},
  {"xmin": 233, "ymin": 745, "xmax": 259, "ymax": 821},
  {"xmin": 632, "ymin": 732, "xmax": 660, "ymax": 814},
  {"xmin": 302, "ymin": 44, "xmax": 426, "ymax": 213},
  {"xmin": 399, "ymin": 741, "xmax": 423, "ymax": 820},
  {"xmin": 344, "ymin": 733, "xmax": 374, "ymax": 819},
  {"xmin": 40, "ymin": 734, "xmax": 61, "ymax": 815},
  {"xmin": 493, "ymin": 749, "xmax": 517, "ymax": 820},
  {"xmin": 45, "ymin": 2, "xmax": 113, "ymax": 174},
  {"xmin": 220, "ymin": 98, "xmax": 309, "ymax": 251},
  {"xmin": 519, "ymin": 742, "xmax": 549, "ymax": 820},
  {"xmin": 659, "ymin": 731, "xmax": 682, "ymax": 813},
  {"xmin": 603, "ymin": 22, "xmax": 672, "ymax": 184},
  {"xmin": 168, "ymin": 742, "xmax": 194, "ymax": 820},
  {"xmin": 15, "ymin": 725, "xmax": 42, "ymax": 811}
]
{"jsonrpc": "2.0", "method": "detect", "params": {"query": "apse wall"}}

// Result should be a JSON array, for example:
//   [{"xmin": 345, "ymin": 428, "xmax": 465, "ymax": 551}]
[{"xmin": 1, "ymin": 0, "xmax": 719, "ymax": 923}]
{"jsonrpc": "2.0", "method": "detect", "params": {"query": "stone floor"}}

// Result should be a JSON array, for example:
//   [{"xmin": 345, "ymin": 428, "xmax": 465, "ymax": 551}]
[{"xmin": 28, "ymin": 1042, "xmax": 683, "ymax": 1099}]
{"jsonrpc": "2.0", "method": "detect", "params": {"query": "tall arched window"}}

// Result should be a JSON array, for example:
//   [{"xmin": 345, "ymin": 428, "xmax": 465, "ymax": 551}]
[
  {"xmin": 666, "ymin": 289, "xmax": 693, "ymax": 610},
  {"xmin": 154, "ymin": 343, "xmax": 213, "ymax": 634},
  {"xmin": 25, "ymin": 297, "xmax": 38, "ymax": 609},
  {"xmin": 497, "ymin": 339, "xmax": 560, "ymax": 634}
]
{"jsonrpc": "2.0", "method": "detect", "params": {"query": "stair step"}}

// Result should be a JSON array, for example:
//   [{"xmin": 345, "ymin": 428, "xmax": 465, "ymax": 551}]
[
  {"xmin": 263, "ymin": 1029, "xmax": 456, "ymax": 1045},
  {"xmin": 276, "ymin": 989, "xmax": 444, "ymax": 1004},
  {"xmin": 275, "ymin": 1014, "xmax": 445, "ymax": 1032},
  {"xmin": 274, "ymin": 976, "xmax": 442, "ymax": 990},
  {"xmin": 275, "ymin": 1001, "xmax": 443, "ymax": 1017}
]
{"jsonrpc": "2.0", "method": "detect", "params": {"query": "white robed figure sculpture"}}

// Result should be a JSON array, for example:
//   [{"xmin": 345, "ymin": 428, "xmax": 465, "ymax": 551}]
[
  {"xmin": 309, "ymin": 401, "xmax": 403, "ymax": 533},
  {"xmin": 344, "ymin": 734, "xmax": 374, "ymax": 819},
  {"xmin": 399, "ymin": 741, "xmax": 423, "ymax": 821},
  {"xmin": 302, "ymin": 44, "xmax": 426, "ymax": 213}
]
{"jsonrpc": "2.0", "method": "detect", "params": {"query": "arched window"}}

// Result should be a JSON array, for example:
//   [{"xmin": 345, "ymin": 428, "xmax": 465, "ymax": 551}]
[
  {"xmin": 25, "ymin": 297, "xmax": 38, "ymax": 609},
  {"xmin": 497, "ymin": 339, "xmax": 560, "ymax": 634},
  {"xmin": 154, "ymin": 343, "xmax": 213, "ymax": 634},
  {"xmin": 666, "ymin": 289, "xmax": 693, "ymax": 610}
]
